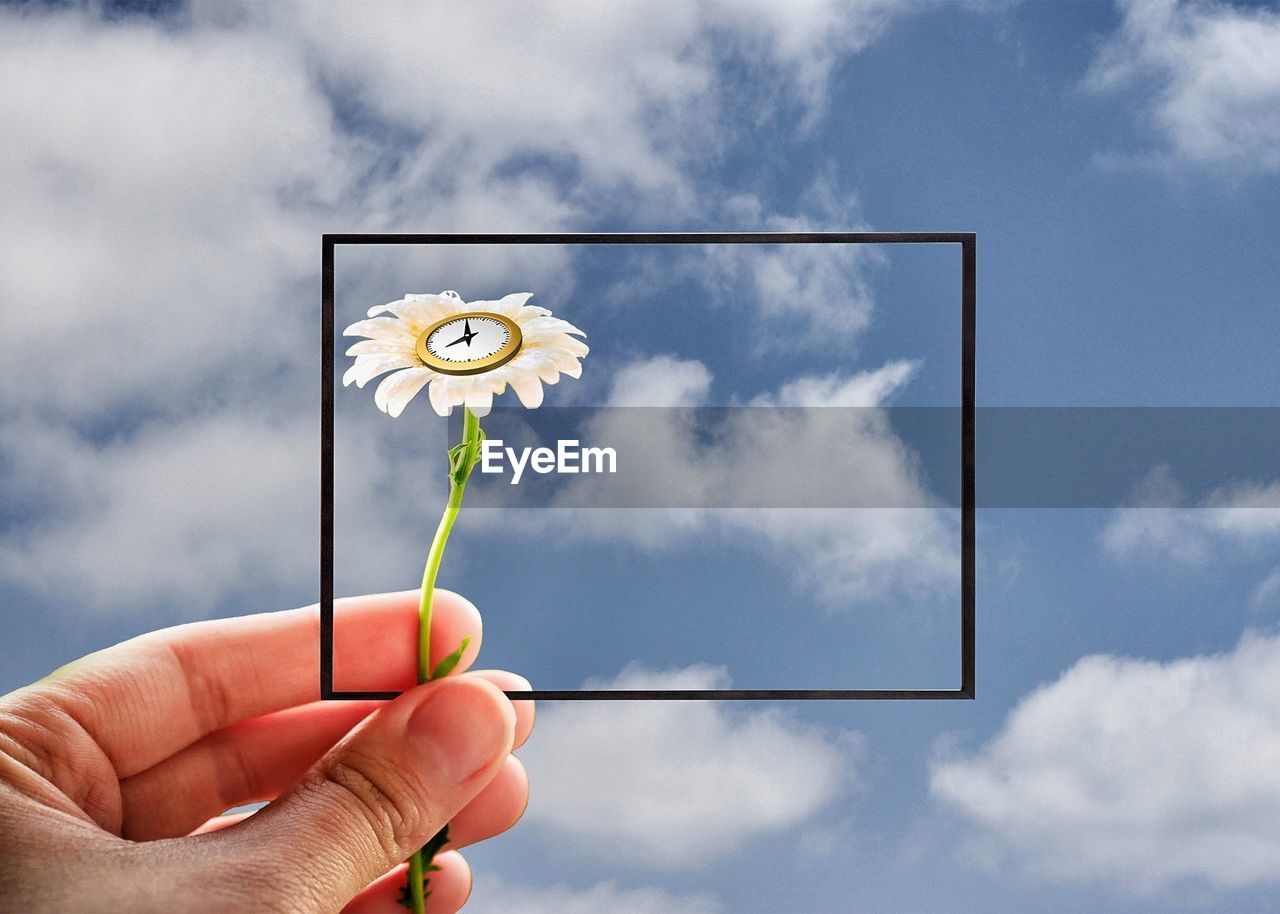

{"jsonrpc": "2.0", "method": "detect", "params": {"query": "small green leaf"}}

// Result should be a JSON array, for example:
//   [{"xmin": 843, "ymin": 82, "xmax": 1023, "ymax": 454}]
[
  {"xmin": 430, "ymin": 636, "xmax": 472, "ymax": 680},
  {"xmin": 426, "ymin": 822, "xmax": 451, "ymax": 853},
  {"xmin": 401, "ymin": 824, "xmax": 452, "ymax": 908}
]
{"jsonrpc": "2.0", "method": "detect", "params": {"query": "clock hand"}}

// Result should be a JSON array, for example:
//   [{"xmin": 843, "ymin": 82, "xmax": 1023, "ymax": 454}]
[{"xmin": 445, "ymin": 332, "xmax": 470, "ymax": 348}]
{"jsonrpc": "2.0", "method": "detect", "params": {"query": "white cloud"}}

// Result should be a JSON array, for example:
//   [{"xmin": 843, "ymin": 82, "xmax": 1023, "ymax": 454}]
[
  {"xmin": 1087, "ymin": 0, "xmax": 1280, "ymax": 171},
  {"xmin": 1251, "ymin": 567, "xmax": 1280, "ymax": 610},
  {"xmin": 0, "ymin": 411, "xmax": 316, "ymax": 611},
  {"xmin": 592, "ymin": 176, "xmax": 884, "ymax": 352},
  {"xmin": 700, "ymin": 0, "xmax": 896, "ymax": 125},
  {"xmin": 1203, "ymin": 480, "xmax": 1280, "ymax": 537},
  {"xmin": 516, "ymin": 662, "xmax": 863, "ymax": 867},
  {"xmin": 1101, "ymin": 466, "xmax": 1280, "ymax": 564},
  {"xmin": 1100, "ymin": 465, "xmax": 1209, "ymax": 562},
  {"xmin": 707, "ymin": 179, "xmax": 882, "ymax": 346},
  {"xmin": 467, "ymin": 874, "xmax": 722, "ymax": 914},
  {"xmin": 478, "ymin": 355, "xmax": 959, "ymax": 605},
  {"xmin": 750, "ymin": 359, "xmax": 919, "ymax": 407},
  {"xmin": 0, "ymin": 1, "xmax": 899, "ymax": 613},
  {"xmin": 606, "ymin": 355, "xmax": 714, "ymax": 407},
  {"xmin": 931, "ymin": 630, "xmax": 1280, "ymax": 893},
  {"xmin": 0, "ymin": 12, "xmax": 345, "ymax": 421}
]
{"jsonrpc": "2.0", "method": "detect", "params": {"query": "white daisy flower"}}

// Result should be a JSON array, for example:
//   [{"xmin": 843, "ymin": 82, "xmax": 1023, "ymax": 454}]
[{"xmin": 342, "ymin": 290, "xmax": 588, "ymax": 418}]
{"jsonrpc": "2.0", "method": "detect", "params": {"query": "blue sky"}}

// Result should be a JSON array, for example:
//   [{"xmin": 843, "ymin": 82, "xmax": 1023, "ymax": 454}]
[{"xmin": 4, "ymin": 1, "xmax": 1280, "ymax": 912}]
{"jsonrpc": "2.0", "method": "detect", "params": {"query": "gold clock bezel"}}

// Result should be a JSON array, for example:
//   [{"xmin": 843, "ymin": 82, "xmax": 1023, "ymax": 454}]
[{"xmin": 416, "ymin": 311, "xmax": 523, "ymax": 376}]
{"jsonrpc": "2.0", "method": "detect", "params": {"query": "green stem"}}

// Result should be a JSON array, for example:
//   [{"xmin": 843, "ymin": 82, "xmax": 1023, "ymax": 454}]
[
  {"xmin": 406, "ymin": 406, "xmax": 483, "ymax": 914},
  {"xmin": 405, "ymin": 852, "xmax": 424, "ymax": 913}
]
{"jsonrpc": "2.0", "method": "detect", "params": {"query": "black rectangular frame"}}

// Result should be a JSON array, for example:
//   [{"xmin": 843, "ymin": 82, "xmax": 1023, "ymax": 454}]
[{"xmin": 322, "ymin": 232, "xmax": 975, "ymax": 701}]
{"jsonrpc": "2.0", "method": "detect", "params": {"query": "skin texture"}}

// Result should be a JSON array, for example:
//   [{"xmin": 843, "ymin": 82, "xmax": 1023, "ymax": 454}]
[{"xmin": 0, "ymin": 589, "xmax": 535, "ymax": 913}]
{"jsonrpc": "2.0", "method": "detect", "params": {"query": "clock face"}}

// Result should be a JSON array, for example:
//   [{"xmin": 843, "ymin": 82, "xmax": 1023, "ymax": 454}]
[{"xmin": 416, "ymin": 311, "xmax": 523, "ymax": 375}]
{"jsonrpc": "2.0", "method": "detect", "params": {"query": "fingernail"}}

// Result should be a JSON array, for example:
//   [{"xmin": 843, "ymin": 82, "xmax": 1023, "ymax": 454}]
[{"xmin": 407, "ymin": 679, "xmax": 510, "ymax": 785}]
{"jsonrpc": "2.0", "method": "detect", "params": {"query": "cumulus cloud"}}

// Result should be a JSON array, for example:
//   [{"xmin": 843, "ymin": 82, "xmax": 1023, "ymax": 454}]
[
  {"xmin": 534, "ymin": 355, "xmax": 958, "ymax": 605},
  {"xmin": 0, "ymin": 1, "xmax": 898, "ymax": 615},
  {"xmin": 0, "ymin": 11, "xmax": 345, "ymax": 422},
  {"xmin": 708, "ymin": 181, "xmax": 883, "ymax": 345},
  {"xmin": 605, "ymin": 355, "xmax": 715, "ymax": 408},
  {"xmin": 0, "ymin": 411, "xmax": 316, "ymax": 611},
  {"xmin": 262, "ymin": 0, "xmax": 898, "ymax": 198},
  {"xmin": 931, "ymin": 630, "xmax": 1280, "ymax": 893},
  {"xmin": 591, "ymin": 176, "xmax": 884, "ymax": 352},
  {"xmin": 516, "ymin": 661, "xmax": 863, "ymax": 866},
  {"xmin": 1101, "ymin": 465, "xmax": 1280, "ymax": 564},
  {"xmin": 466, "ymin": 874, "xmax": 722, "ymax": 914},
  {"xmin": 604, "ymin": 177, "xmax": 881, "ymax": 350},
  {"xmin": 1087, "ymin": 0, "xmax": 1280, "ymax": 171}
]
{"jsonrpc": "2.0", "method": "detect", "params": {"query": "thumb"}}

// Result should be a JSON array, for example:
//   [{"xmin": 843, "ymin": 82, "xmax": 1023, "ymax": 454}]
[{"xmin": 230, "ymin": 675, "xmax": 515, "ymax": 911}]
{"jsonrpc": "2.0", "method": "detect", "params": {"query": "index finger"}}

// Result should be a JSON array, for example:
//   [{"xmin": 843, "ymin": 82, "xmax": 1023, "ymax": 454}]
[{"xmin": 6, "ymin": 589, "xmax": 481, "ymax": 779}]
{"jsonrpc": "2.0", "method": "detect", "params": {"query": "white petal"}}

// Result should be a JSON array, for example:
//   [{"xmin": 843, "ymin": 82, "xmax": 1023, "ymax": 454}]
[
  {"xmin": 367, "ymin": 295, "xmax": 463, "ymax": 332},
  {"xmin": 483, "ymin": 371, "xmax": 511, "ymax": 395},
  {"xmin": 561, "ymin": 347, "xmax": 587, "ymax": 369},
  {"xmin": 508, "ymin": 367, "xmax": 545, "ymax": 409},
  {"xmin": 515, "ymin": 305, "xmax": 553, "ymax": 322},
  {"xmin": 428, "ymin": 376, "xmax": 456, "ymax": 417},
  {"xmin": 534, "ymin": 353, "xmax": 563, "ymax": 384},
  {"xmin": 510, "ymin": 349, "xmax": 550, "ymax": 381},
  {"xmin": 486, "ymin": 292, "xmax": 534, "ymax": 317},
  {"xmin": 432, "ymin": 374, "xmax": 495, "ymax": 416},
  {"xmin": 548, "ymin": 349, "xmax": 584, "ymax": 376},
  {"xmin": 474, "ymin": 365, "xmax": 513, "ymax": 397},
  {"xmin": 343, "ymin": 353, "xmax": 418, "ymax": 388},
  {"xmin": 384, "ymin": 299, "xmax": 433, "ymax": 328},
  {"xmin": 524, "ymin": 333, "xmax": 589, "ymax": 359},
  {"xmin": 342, "ymin": 316, "xmax": 416, "ymax": 344},
  {"xmin": 397, "ymin": 296, "xmax": 458, "ymax": 332},
  {"xmin": 429, "ymin": 291, "xmax": 468, "ymax": 318},
  {"xmin": 519, "ymin": 315, "xmax": 586, "ymax": 338},
  {"xmin": 464, "ymin": 385, "xmax": 493, "ymax": 417},
  {"xmin": 366, "ymin": 297, "xmax": 408, "ymax": 318},
  {"xmin": 346, "ymin": 339, "xmax": 416, "ymax": 357},
  {"xmin": 375, "ymin": 367, "xmax": 434, "ymax": 417},
  {"xmin": 557, "ymin": 347, "xmax": 588, "ymax": 371}
]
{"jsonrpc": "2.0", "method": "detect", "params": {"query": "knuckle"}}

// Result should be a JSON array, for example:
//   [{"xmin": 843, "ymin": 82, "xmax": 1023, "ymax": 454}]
[
  {"xmin": 0, "ymin": 692, "xmax": 118, "ymax": 826},
  {"xmin": 163, "ymin": 639, "xmax": 238, "ymax": 733},
  {"xmin": 0, "ymin": 702, "xmax": 60, "ymax": 782},
  {"xmin": 318, "ymin": 754, "xmax": 426, "ymax": 863}
]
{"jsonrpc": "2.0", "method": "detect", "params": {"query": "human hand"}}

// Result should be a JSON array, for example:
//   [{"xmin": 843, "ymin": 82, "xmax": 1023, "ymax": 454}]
[{"xmin": 0, "ymin": 590, "xmax": 534, "ymax": 913}]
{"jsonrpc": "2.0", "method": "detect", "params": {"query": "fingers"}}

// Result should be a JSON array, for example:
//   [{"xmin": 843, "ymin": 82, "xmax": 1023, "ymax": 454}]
[
  {"xmin": 434, "ymin": 754, "xmax": 528, "ymax": 852},
  {"xmin": 9, "ymin": 589, "xmax": 481, "ymax": 779},
  {"xmin": 342, "ymin": 852, "xmax": 471, "ymax": 913},
  {"xmin": 189, "ymin": 810, "xmax": 254, "ymax": 835},
  {"xmin": 120, "ymin": 699, "xmax": 380, "ymax": 840},
  {"xmin": 122, "ymin": 670, "xmax": 534, "ymax": 840},
  {"xmin": 332, "ymin": 590, "xmax": 483, "ymax": 695},
  {"xmin": 470, "ymin": 671, "xmax": 535, "ymax": 750},
  {"xmin": 190, "ymin": 753, "xmax": 530, "ymax": 853},
  {"xmin": 219, "ymin": 676, "xmax": 514, "ymax": 911}
]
